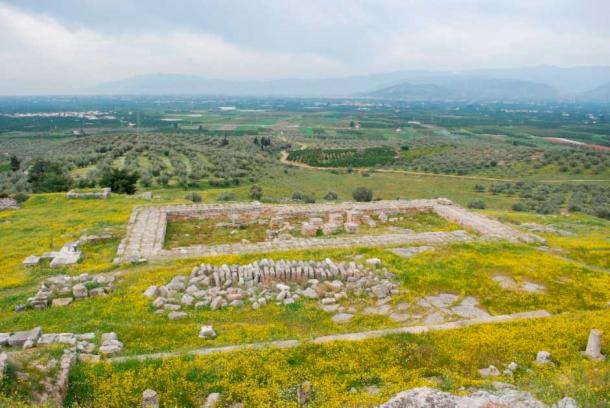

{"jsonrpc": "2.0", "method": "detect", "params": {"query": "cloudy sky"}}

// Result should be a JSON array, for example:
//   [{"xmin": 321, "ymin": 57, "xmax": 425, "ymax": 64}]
[{"xmin": 1, "ymin": 0, "xmax": 609, "ymax": 94}]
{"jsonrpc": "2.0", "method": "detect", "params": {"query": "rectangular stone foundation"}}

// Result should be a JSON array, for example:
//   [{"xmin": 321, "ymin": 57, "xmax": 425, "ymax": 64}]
[{"xmin": 115, "ymin": 199, "xmax": 540, "ymax": 263}]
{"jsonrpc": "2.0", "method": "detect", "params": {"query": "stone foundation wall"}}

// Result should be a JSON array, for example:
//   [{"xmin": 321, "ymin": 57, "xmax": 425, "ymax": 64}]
[{"xmin": 115, "ymin": 199, "xmax": 539, "ymax": 264}]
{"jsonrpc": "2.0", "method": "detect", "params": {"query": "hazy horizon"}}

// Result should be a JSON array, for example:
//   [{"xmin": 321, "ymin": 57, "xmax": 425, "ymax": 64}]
[{"xmin": 1, "ymin": 0, "xmax": 610, "ymax": 95}]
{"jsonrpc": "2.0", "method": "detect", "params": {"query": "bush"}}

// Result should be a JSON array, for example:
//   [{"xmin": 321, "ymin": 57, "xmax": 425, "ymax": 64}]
[
  {"xmin": 100, "ymin": 169, "xmax": 139, "ymax": 195},
  {"xmin": 352, "ymin": 187, "xmax": 373, "ymax": 202},
  {"xmin": 302, "ymin": 194, "xmax": 316, "ymax": 204},
  {"xmin": 185, "ymin": 192, "xmax": 202, "ymax": 203},
  {"xmin": 511, "ymin": 202, "xmax": 527, "ymax": 212},
  {"xmin": 12, "ymin": 193, "xmax": 29, "ymax": 204},
  {"xmin": 291, "ymin": 191, "xmax": 303, "ymax": 201},
  {"xmin": 467, "ymin": 200, "xmax": 486, "ymax": 209},
  {"xmin": 474, "ymin": 184, "xmax": 486, "ymax": 192},
  {"xmin": 248, "ymin": 185, "xmax": 263, "ymax": 200},
  {"xmin": 323, "ymin": 191, "xmax": 338, "ymax": 201},
  {"xmin": 217, "ymin": 192, "xmax": 236, "ymax": 201}
]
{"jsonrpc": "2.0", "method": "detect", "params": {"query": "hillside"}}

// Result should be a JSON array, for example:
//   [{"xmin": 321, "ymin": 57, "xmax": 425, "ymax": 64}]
[{"xmin": 365, "ymin": 78, "xmax": 558, "ymax": 101}]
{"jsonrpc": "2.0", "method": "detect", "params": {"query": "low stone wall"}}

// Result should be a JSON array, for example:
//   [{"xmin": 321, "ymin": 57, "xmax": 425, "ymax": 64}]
[
  {"xmin": 0, "ymin": 198, "xmax": 18, "ymax": 211},
  {"xmin": 66, "ymin": 187, "xmax": 111, "ymax": 199}
]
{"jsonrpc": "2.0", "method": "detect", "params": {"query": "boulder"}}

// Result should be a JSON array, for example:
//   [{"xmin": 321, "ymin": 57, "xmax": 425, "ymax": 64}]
[
  {"xmin": 51, "ymin": 297, "xmax": 73, "ymax": 307},
  {"xmin": 535, "ymin": 351, "xmax": 552, "ymax": 365},
  {"xmin": 99, "ymin": 339, "xmax": 124, "ymax": 355},
  {"xmin": 199, "ymin": 325, "xmax": 217, "ymax": 339},
  {"xmin": 331, "ymin": 313, "xmax": 353, "ymax": 323},
  {"xmin": 366, "ymin": 258, "xmax": 381, "ymax": 267},
  {"xmin": 8, "ymin": 327, "xmax": 42, "ymax": 347},
  {"xmin": 204, "ymin": 393, "xmax": 221, "ymax": 408},
  {"xmin": 142, "ymin": 389, "xmax": 159, "ymax": 408},
  {"xmin": 72, "ymin": 283, "xmax": 88, "ymax": 299},
  {"xmin": 143, "ymin": 286, "xmax": 159, "ymax": 298},
  {"xmin": 372, "ymin": 283, "xmax": 391, "ymax": 299},
  {"xmin": 168, "ymin": 311, "xmax": 188, "ymax": 320},
  {"xmin": 302, "ymin": 287, "xmax": 319, "ymax": 299},
  {"xmin": 478, "ymin": 365, "xmax": 501, "ymax": 378}
]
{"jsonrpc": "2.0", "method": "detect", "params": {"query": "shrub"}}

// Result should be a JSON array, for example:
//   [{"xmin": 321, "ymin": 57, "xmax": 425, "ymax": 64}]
[
  {"xmin": 511, "ymin": 202, "xmax": 527, "ymax": 212},
  {"xmin": 323, "ymin": 191, "xmax": 338, "ymax": 201},
  {"xmin": 185, "ymin": 192, "xmax": 202, "ymax": 203},
  {"xmin": 302, "ymin": 194, "xmax": 316, "ymax": 204},
  {"xmin": 352, "ymin": 187, "xmax": 373, "ymax": 202},
  {"xmin": 291, "ymin": 191, "xmax": 303, "ymax": 201},
  {"xmin": 474, "ymin": 184, "xmax": 486, "ymax": 192},
  {"xmin": 467, "ymin": 200, "xmax": 486, "ymax": 209},
  {"xmin": 217, "ymin": 192, "xmax": 236, "ymax": 202},
  {"xmin": 248, "ymin": 185, "xmax": 263, "ymax": 200},
  {"xmin": 12, "ymin": 193, "xmax": 29, "ymax": 204}
]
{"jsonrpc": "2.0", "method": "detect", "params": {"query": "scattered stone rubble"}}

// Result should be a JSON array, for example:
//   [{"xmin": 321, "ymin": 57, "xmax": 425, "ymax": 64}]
[
  {"xmin": 0, "ymin": 326, "xmax": 122, "ymax": 363},
  {"xmin": 117, "ymin": 199, "xmax": 540, "ymax": 263},
  {"xmin": 0, "ymin": 197, "xmax": 19, "ymax": 211},
  {"xmin": 378, "ymin": 387, "xmax": 577, "ymax": 408},
  {"xmin": 23, "ymin": 273, "xmax": 117, "ymax": 311},
  {"xmin": 146, "ymin": 258, "xmax": 398, "ymax": 319},
  {"xmin": 23, "ymin": 241, "xmax": 82, "ymax": 268},
  {"xmin": 66, "ymin": 187, "xmax": 111, "ymax": 199},
  {"xmin": 23, "ymin": 233, "xmax": 114, "ymax": 268}
]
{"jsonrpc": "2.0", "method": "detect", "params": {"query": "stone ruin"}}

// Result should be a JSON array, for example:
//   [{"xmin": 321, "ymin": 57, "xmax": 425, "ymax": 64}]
[
  {"xmin": 117, "ymin": 198, "xmax": 541, "ymax": 263},
  {"xmin": 0, "ymin": 326, "xmax": 123, "ymax": 359},
  {"xmin": 0, "ymin": 327, "xmax": 124, "ymax": 405},
  {"xmin": 0, "ymin": 197, "xmax": 19, "ymax": 211},
  {"xmin": 66, "ymin": 187, "xmax": 111, "ymax": 199},
  {"xmin": 23, "ymin": 233, "xmax": 113, "ymax": 269},
  {"xmin": 378, "ymin": 387, "xmax": 577, "ymax": 408},
  {"xmin": 144, "ymin": 258, "xmax": 398, "ymax": 320},
  {"xmin": 21, "ymin": 273, "xmax": 117, "ymax": 311},
  {"xmin": 23, "ymin": 241, "xmax": 82, "ymax": 268}
]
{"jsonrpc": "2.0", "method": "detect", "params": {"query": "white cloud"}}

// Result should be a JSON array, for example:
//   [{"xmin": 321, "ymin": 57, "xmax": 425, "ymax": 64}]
[{"xmin": 0, "ymin": 3, "xmax": 347, "ymax": 94}]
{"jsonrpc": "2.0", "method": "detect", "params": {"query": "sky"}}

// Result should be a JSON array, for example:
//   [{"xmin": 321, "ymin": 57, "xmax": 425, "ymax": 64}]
[{"xmin": 1, "ymin": 0, "xmax": 609, "ymax": 94}]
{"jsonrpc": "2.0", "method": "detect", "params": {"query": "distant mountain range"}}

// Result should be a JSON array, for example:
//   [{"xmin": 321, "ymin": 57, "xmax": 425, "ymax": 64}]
[{"xmin": 93, "ymin": 66, "xmax": 610, "ymax": 102}]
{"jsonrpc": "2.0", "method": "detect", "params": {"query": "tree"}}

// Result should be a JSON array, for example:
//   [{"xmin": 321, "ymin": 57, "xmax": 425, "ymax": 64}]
[
  {"xmin": 28, "ymin": 159, "xmax": 72, "ymax": 193},
  {"xmin": 9, "ymin": 155, "xmax": 20, "ymax": 172},
  {"xmin": 352, "ymin": 187, "xmax": 373, "ymax": 202},
  {"xmin": 349, "ymin": 120, "xmax": 355, "ymax": 128},
  {"xmin": 100, "ymin": 169, "xmax": 139, "ymax": 194},
  {"xmin": 248, "ymin": 185, "xmax": 263, "ymax": 200}
]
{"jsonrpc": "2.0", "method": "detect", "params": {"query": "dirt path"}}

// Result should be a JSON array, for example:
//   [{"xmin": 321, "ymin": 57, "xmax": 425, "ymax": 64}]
[{"xmin": 108, "ymin": 309, "xmax": 550, "ymax": 363}]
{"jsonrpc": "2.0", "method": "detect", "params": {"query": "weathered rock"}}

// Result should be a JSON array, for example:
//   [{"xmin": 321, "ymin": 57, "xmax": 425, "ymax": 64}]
[
  {"xmin": 366, "ymin": 258, "xmax": 381, "ymax": 267},
  {"xmin": 553, "ymin": 397, "xmax": 578, "ymax": 408},
  {"xmin": 203, "ymin": 393, "xmax": 221, "ymax": 408},
  {"xmin": 331, "ymin": 313, "xmax": 353, "ymax": 323},
  {"xmin": 142, "ymin": 389, "xmax": 159, "ymax": 408},
  {"xmin": 8, "ymin": 327, "xmax": 42, "ymax": 347},
  {"xmin": 143, "ymin": 286, "xmax": 159, "ymax": 298},
  {"xmin": 23, "ymin": 255, "xmax": 41, "ymax": 267},
  {"xmin": 535, "ymin": 351, "xmax": 552, "ymax": 365},
  {"xmin": 199, "ymin": 325, "xmax": 217, "ymax": 339},
  {"xmin": 51, "ymin": 297, "xmax": 73, "ymax": 307},
  {"xmin": 584, "ymin": 329, "xmax": 605, "ymax": 360},
  {"xmin": 168, "ymin": 311, "xmax": 188, "ymax": 320},
  {"xmin": 372, "ymin": 283, "xmax": 391, "ymax": 299},
  {"xmin": 72, "ymin": 283, "xmax": 88, "ymax": 299},
  {"xmin": 478, "ymin": 365, "xmax": 501, "ymax": 378},
  {"xmin": 302, "ymin": 287, "xmax": 319, "ymax": 299},
  {"xmin": 378, "ymin": 387, "xmax": 546, "ymax": 408}
]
